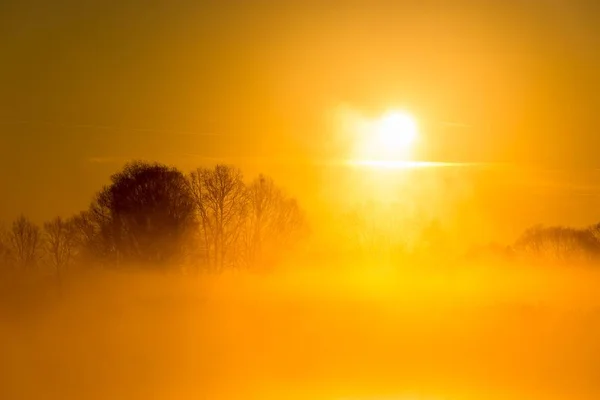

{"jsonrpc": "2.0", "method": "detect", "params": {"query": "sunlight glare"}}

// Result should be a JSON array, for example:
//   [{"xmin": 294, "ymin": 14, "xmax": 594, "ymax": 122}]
[
  {"xmin": 376, "ymin": 111, "xmax": 418, "ymax": 150},
  {"xmin": 348, "ymin": 109, "xmax": 420, "ymax": 166}
]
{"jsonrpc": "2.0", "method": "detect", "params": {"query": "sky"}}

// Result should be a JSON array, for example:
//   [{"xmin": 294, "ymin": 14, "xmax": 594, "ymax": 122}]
[{"xmin": 2, "ymin": 0, "xmax": 600, "ymax": 225}]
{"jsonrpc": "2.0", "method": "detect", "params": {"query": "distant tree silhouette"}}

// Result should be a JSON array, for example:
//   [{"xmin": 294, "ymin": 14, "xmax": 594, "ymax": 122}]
[
  {"xmin": 8, "ymin": 215, "xmax": 41, "ymax": 270},
  {"xmin": 514, "ymin": 224, "xmax": 600, "ymax": 262},
  {"xmin": 44, "ymin": 216, "xmax": 79, "ymax": 281},
  {"xmin": 587, "ymin": 222, "xmax": 600, "ymax": 245},
  {"xmin": 90, "ymin": 161, "xmax": 196, "ymax": 269},
  {"xmin": 244, "ymin": 174, "xmax": 307, "ymax": 269},
  {"xmin": 338, "ymin": 201, "xmax": 413, "ymax": 265},
  {"xmin": 68, "ymin": 206, "xmax": 115, "ymax": 266},
  {"xmin": 188, "ymin": 165, "xmax": 248, "ymax": 271}
]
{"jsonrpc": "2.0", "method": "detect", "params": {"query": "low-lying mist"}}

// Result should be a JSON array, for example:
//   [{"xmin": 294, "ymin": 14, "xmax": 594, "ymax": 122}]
[
  {"xmin": 3, "ymin": 260, "xmax": 600, "ymax": 400},
  {"xmin": 4, "ymin": 161, "xmax": 600, "ymax": 399}
]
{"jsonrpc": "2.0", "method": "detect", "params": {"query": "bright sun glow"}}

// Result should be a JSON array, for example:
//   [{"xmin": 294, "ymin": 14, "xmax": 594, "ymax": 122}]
[
  {"xmin": 375, "ymin": 111, "xmax": 418, "ymax": 151},
  {"xmin": 345, "ymin": 109, "xmax": 419, "ymax": 165}
]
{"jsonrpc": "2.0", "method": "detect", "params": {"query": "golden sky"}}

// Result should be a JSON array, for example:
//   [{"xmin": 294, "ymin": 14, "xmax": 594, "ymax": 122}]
[{"xmin": 1, "ymin": 0, "xmax": 600, "ymax": 225}]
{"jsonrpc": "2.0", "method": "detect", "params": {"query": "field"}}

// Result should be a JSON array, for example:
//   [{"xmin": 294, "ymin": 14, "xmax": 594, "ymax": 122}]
[{"xmin": 2, "ymin": 264, "xmax": 600, "ymax": 400}]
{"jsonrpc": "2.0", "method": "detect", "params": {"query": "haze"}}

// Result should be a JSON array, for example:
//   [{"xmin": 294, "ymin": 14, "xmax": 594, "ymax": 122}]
[{"xmin": 3, "ymin": 1, "xmax": 600, "ymax": 399}]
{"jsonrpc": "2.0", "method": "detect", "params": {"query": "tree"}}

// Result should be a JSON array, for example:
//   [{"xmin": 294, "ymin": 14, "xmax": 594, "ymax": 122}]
[
  {"xmin": 8, "ymin": 215, "xmax": 41, "ymax": 271},
  {"xmin": 44, "ymin": 216, "xmax": 79, "ymax": 281},
  {"xmin": 91, "ymin": 161, "xmax": 196, "ymax": 269},
  {"xmin": 188, "ymin": 165, "xmax": 248, "ymax": 271},
  {"xmin": 245, "ymin": 174, "xmax": 307, "ymax": 269},
  {"xmin": 341, "ymin": 202, "xmax": 407, "ymax": 264},
  {"xmin": 73, "ymin": 201, "xmax": 120, "ymax": 266},
  {"xmin": 514, "ymin": 224, "xmax": 600, "ymax": 263}
]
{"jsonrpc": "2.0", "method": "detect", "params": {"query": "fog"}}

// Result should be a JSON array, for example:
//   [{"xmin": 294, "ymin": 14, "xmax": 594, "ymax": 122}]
[
  {"xmin": 3, "ymin": 162, "xmax": 600, "ymax": 399},
  {"xmin": 3, "ymin": 260, "xmax": 600, "ymax": 400}
]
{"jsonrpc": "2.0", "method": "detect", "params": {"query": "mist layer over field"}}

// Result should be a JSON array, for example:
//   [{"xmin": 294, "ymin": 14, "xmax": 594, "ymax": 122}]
[
  {"xmin": 3, "ymin": 262, "xmax": 600, "ymax": 400},
  {"xmin": 3, "ymin": 162, "xmax": 600, "ymax": 400}
]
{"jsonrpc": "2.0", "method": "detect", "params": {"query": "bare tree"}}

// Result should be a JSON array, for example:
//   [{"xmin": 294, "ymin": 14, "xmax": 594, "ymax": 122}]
[
  {"xmin": 245, "ymin": 174, "xmax": 278, "ymax": 265},
  {"xmin": 245, "ymin": 174, "xmax": 307, "ymax": 269},
  {"xmin": 74, "ymin": 199, "xmax": 122, "ymax": 266},
  {"xmin": 341, "ymin": 202, "xmax": 406, "ymax": 263},
  {"xmin": 187, "ymin": 170, "xmax": 214, "ymax": 269},
  {"xmin": 8, "ymin": 215, "xmax": 41, "ymax": 271},
  {"xmin": 515, "ymin": 225, "xmax": 600, "ymax": 263},
  {"xmin": 44, "ymin": 216, "xmax": 79, "ymax": 281},
  {"xmin": 189, "ymin": 165, "xmax": 248, "ymax": 271}
]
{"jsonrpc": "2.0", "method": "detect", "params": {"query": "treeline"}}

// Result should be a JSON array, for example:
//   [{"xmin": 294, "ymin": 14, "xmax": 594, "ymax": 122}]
[
  {"xmin": 340, "ymin": 207, "xmax": 600, "ymax": 267},
  {"xmin": 4, "ymin": 160, "xmax": 600, "ymax": 281},
  {"xmin": 0, "ymin": 161, "xmax": 308, "ymax": 279},
  {"xmin": 468, "ymin": 224, "xmax": 600, "ymax": 265}
]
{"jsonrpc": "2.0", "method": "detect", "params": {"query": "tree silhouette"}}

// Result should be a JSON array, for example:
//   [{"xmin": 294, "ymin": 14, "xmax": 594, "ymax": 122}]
[
  {"xmin": 68, "ymin": 206, "xmax": 115, "ymax": 267},
  {"xmin": 91, "ymin": 161, "xmax": 196, "ymax": 269},
  {"xmin": 188, "ymin": 165, "xmax": 248, "ymax": 271},
  {"xmin": 8, "ymin": 215, "xmax": 41, "ymax": 271},
  {"xmin": 0, "ymin": 161, "xmax": 309, "ymax": 276},
  {"xmin": 514, "ymin": 224, "xmax": 600, "ymax": 262},
  {"xmin": 245, "ymin": 174, "xmax": 307, "ymax": 269},
  {"xmin": 44, "ymin": 216, "xmax": 79, "ymax": 282},
  {"xmin": 341, "ymin": 202, "xmax": 408, "ymax": 263}
]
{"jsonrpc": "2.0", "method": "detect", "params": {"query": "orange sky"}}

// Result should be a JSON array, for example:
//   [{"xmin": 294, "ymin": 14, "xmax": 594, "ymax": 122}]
[{"xmin": 2, "ymin": 0, "xmax": 600, "ymax": 231}]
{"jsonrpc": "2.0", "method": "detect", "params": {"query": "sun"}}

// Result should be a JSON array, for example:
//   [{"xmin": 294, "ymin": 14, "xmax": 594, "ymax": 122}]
[
  {"xmin": 375, "ymin": 111, "xmax": 417, "ymax": 151},
  {"xmin": 352, "ymin": 110, "xmax": 419, "ymax": 164}
]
